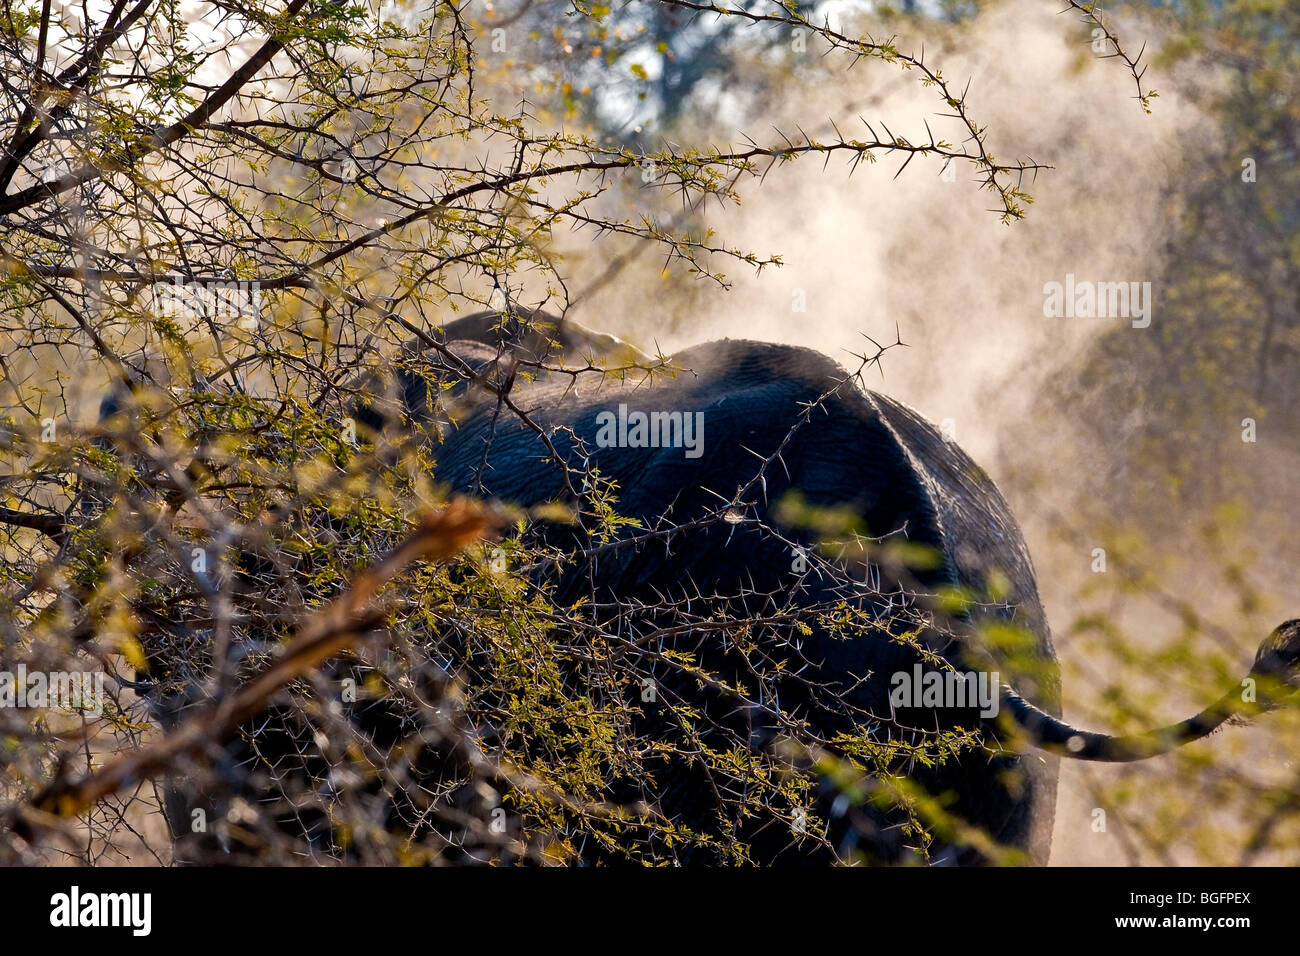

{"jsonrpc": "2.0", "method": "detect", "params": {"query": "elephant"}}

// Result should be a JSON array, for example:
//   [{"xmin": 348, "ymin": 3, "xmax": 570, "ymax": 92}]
[
  {"xmin": 356, "ymin": 306, "xmax": 1299, "ymax": 864},
  {"xmin": 110, "ymin": 306, "xmax": 1299, "ymax": 865}
]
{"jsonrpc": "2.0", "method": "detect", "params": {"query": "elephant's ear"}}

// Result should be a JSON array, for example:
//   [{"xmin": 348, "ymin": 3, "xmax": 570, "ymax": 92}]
[
  {"xmin": 433, "ymin": 308, "xmax": 653, "ymax": 368},
  {"xmin": 555, "ymin": 324, "xmax": 654, "ymax": 367},
  {"xmin": 868, "ymin": 390, "xmax": 1060, "ymax": 713}
]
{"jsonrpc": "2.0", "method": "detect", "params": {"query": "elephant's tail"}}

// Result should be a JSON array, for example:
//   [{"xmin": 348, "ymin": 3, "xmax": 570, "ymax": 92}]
[{"xmin": 1000, "ymin": 619, "xmax": 1300, "ymax": 762}]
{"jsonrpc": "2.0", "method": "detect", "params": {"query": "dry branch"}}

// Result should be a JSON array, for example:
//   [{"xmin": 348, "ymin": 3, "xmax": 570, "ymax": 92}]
[{"xmin": 4, "ymin": 499, "xmax": 495, "ymax": 845}]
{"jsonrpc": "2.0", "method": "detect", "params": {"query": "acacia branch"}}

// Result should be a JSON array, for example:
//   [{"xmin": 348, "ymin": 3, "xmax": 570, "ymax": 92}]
[
  {"xmin": 0, "ymin": 0, "xmax": 311, "ymax": 216},
  {"xmin": 0, "ymin": 505, "xmax": 66, "ymax": 544}
]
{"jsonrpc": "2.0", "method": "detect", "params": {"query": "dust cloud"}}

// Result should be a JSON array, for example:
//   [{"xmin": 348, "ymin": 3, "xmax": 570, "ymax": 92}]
[{"xmin": 568, "ymin": 2, "xmax": 1200, "ymax": 468}]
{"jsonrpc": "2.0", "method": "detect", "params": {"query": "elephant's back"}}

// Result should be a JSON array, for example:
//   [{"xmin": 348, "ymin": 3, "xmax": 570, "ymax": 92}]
[
  {"xmin": 434, "ymin": 337, "xmax": 1055, "ymax": 643},
  {"xmin": 432, "ymin": 338, "xmax": 909, "ymax": 512},
  {"xmin": 433, "ymin": 337, "xmax": 1059, "ymax": 690},
  {"xmin": 429, "ymin": 335, "xmax": 1060, "ymax": 863}
]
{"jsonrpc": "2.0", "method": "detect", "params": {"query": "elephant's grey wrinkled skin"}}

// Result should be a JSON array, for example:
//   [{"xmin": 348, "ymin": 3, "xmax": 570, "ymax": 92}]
[{"xmin": 395, "ymin": 310, "xmax": 1064, "ymax": 864}]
